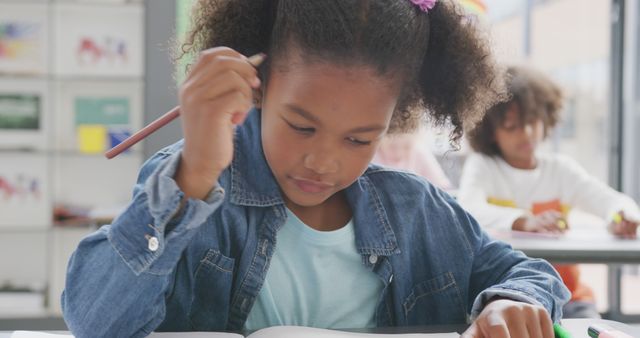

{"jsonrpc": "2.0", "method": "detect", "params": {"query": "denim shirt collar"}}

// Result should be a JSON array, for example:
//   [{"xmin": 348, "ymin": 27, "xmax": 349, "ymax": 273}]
[{"xmin": 229, "ymin": 108, "xmax": 399, "ymax": 256}]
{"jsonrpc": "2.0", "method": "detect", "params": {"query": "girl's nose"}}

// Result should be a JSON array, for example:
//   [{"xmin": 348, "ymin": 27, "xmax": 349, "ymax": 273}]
[{"xmin": 303, "ymin": 151, "xmax": 339, "ymax": 175}]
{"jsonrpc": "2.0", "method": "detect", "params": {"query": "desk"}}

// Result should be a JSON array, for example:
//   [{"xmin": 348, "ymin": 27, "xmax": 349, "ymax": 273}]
[
  {"xmin": 0, "ymin": 319, "xmax": 638, "ymax": 337},
  {"xmin": 491, "ymin": 226, "xmax": 640, "ymax": 322},
  {"xmin": 491, "ymin": 228, "xmax": 640, "ymax": 264}
]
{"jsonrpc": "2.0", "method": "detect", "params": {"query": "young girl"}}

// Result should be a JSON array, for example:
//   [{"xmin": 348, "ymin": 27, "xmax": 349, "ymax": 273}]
[
  {"xmin": 458, "ymin": 65, "xmax": 640, "ymax": 318},
  {"xmin": 62, "ymin": 1, "xmax": 569, "ymax": 337}
]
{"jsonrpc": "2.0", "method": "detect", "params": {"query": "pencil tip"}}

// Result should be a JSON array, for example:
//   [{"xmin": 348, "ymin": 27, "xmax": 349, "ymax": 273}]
[{"xmin": 248, "ymin": 53, "xmax": 267, "ymax": 67}]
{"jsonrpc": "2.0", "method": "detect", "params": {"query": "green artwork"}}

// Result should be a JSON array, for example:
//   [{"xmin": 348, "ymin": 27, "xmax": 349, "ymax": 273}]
[
  {"xmin": 0, "ymin": 94, "xmax": 40, "ymax": 130},
  {"xmin": 74, "ymin": 97, "xmax": 130, "ymax": 126}
]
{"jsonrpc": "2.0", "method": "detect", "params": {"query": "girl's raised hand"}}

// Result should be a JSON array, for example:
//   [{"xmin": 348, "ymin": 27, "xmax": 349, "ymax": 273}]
[
  {"xmin": 461, "ymin": 299, "xmax": 554, "ymax": 338},
  {"xmin": 176, "ymin": 47, "xmax": 262, "ymax": 200}
]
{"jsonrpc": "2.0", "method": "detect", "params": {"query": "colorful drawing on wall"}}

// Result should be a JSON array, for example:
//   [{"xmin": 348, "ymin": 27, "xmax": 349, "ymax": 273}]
[
  {"xmin": 0, "ymin": 94, "xmax": 40, "ymax": 130},
  {"xmin": 108, "ymin": 128, "xmax": 131, "ymax": 149},
  {"xmin": 54, "ymin": 4, "xmax": 143, "ymax": 77},
  {"xmin": 75, "ymin": 97, "xmax": 129, "ymax": 125},
  {"xmin": 0, "ymin": 153, "xmax": 51, "ymax": 227},
  {"xmin": 54, "ymin": 81, "xmax": 142, "ymax": 152},
  {"xmin": 73, "ymin": 96, "xmax": 131, "ymax": 154},
  {"xmin": 0, "ymin": 174, "xmax": 42, "ymax": 201},
  {"xmin": 77, "ymin": 124, "xmax": 107, "ymax": 154},
  {"xmin": 77, "ymin": 36, "xmax": 128, "ymax": 66},
  {"xmin": 0, "ymin": 4, "xmax": 48, "ymax": 75},
  {"xmin": 0, "ymin": 23, "xmax": 40, "ymax": 60},
  {"xmin": 0, "ymin": 79, "xmax": 49, "ymax": 150}
]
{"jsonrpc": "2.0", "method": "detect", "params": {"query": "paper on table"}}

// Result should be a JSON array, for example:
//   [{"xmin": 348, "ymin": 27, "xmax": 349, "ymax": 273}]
[
  {"xmin": 11, "ymin": 332, "xmax": 241, "ymax": 338},
  {"xmin": 12, "ymin": 327, "xmax": 458, "ymax": 338},
  {"xmin": 245, "ymin": 326, "xmax": 459, "ymax": 338},
  {"xmin": 149, "ymin": 333, "xmax": 241, "ymax": 338},
  {"xmin": 11, "ymin": 332, "xmax": 73, "ymax": 338}
]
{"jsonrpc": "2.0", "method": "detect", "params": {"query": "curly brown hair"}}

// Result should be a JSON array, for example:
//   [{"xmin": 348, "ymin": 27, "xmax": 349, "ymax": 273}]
[
  {"xmin": 467, "ymin": 65, "xmax": 564, "ymax": 156},
  {"xmin": 176, "ymin": 0, "xmax": 507, "ymax": 144}
]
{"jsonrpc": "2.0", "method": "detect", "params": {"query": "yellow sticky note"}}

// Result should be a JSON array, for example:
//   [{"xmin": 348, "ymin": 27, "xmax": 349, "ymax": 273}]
[{"xmin": 77, "ymin": 125, "xmax": 107, "ymax": 154}]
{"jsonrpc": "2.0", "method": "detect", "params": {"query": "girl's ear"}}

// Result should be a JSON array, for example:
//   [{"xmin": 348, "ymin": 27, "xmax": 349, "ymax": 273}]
[{"xmin": 253, "ymin": 87, "xmax": 263, "ymax": 108}]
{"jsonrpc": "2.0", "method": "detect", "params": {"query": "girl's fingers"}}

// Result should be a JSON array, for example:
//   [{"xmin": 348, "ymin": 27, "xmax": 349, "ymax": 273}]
[
  {"xmin": 461, "ymin": 322, "xmax": 482, "ymax": 338},
  {"xmin": 186, "ymin": 47, "xmax": 244, "ymax": 79},
  {"xmin": 207, "ymin": 89, "xmax": 253, "ymax": 121},
  {"xmin": 188, "ymin": 55, "xmax": 259, "ymax": 90},
  {"xmin": 507, "ymin": 320, "xmax": 529, "ymax": 338},
  {"xmin": 524, "ymin": 306, "xmax": 542, "ymax": 338},
  {"xmin": 610, "ymin": 220, "xmax": 637, "ymax": 238},
  {"xmin": 190, "ymin": 70, "xmax": 254, "ymax": 105},
  {"xmin": 623, "ymin": 220, "xmax": 638, "ymax": 238},
  {"xmin": 478, "ymin": 316, "xmax": 510, "ymax": 338},
  {"xmin": 539, "ymin": 312, "xmax": 554, "ymax": 338}
]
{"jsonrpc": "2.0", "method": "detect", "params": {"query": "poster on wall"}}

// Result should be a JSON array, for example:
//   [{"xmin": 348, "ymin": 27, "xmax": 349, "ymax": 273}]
[
  {"xmin": 53, "ymin": 3, "xmax": 144, "ymax": 77},
  {"xmin": 0, "ymin": 153, "xmax": 51, "ymax": 228},
  {"xmin": 54, "ymin": 80, "xmax": 143, "ymax": 153},
  {"xmin": 0, "ymin": 3, "xmax": 49, "ymax": 75},
  {"xmin": 0, "ymin": 78, "xmax": 49, "ymax": 150}
]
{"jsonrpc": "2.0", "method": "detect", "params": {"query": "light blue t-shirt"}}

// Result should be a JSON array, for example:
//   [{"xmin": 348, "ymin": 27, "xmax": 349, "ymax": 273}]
[{"xmin": 244, "ymin": 208, "xmax": 384, "ymax": 330}]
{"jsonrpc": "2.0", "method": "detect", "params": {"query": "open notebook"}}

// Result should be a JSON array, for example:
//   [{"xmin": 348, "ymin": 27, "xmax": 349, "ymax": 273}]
[{"xmin": 12, "ymin": 326, "xmax": 459, "ymax": 338}]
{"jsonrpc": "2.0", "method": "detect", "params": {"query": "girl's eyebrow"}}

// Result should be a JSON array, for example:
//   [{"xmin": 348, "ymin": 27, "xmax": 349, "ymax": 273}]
[
  {"xmin": 285, "ymin": 104, "xmax": 385, "ymax": 133},
  {"xmin": 286, "ymin": 104, "xmax": 319, "ymax": 123}
]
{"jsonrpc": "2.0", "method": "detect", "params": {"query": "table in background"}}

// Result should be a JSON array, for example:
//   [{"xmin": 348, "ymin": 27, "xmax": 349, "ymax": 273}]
[
  {"xmin": 491, "ymin": 228, "xmax": 640, "ymax": 264},
  {"xmin": 491, "ymin": 225, "xmax": 640, "ymax": 322}
]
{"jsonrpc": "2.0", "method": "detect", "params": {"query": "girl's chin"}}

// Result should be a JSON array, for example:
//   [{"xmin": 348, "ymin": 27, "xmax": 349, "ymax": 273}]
[{"xmin": 282, "ymin": 188, "xmax": 331, "ymax": 208}]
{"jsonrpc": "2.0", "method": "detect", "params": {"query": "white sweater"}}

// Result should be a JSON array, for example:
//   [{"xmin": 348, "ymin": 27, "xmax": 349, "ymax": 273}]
[{"xmin": 457, "ymin": 152, "xmax": 640, "ymax": 231}]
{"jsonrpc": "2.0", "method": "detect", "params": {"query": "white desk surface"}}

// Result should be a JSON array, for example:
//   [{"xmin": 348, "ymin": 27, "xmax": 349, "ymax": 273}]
[
  {"xmin": 490, "ymin": 225, "xmax": 640, "ymax": 264},
  {"xmin": 1, "ymin": 319, "xmax": 639, "ymax": 337}
]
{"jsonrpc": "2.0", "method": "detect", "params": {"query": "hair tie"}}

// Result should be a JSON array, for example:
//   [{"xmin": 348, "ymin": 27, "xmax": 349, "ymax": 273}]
[{"xmin": 409, "ymin": 0, "xmax": 437, "ymax": 13}]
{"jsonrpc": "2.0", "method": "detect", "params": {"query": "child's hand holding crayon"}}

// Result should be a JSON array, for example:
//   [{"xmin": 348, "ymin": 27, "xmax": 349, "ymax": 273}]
[
  {"xmin": 609, "ymin": 211, "xmax": 638, "ymax": 239},
  {"xmin": 462, "ymin": 298, "xmax": 554, "ymax": 338},
  {"xmin": 512, "ymin": 210, "xmax": 569, "ymax": 234},
  {"xmin": 176, "ymin": 47, "xmax": 264, "ymax": 200}
]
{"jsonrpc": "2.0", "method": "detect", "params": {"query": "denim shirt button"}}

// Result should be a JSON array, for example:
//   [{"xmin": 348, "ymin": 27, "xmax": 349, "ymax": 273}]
[
  {"xmin": 368, "ymin": 254, "xmax": 378, "ymax": 264},
  {"xmin": 148, "ymin": 236, "xmax": 159, "ymax": 252}
]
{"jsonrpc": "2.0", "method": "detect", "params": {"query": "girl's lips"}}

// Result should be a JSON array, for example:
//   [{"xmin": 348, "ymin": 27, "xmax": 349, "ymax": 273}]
[
  {"xmin": 291, "ymin": 177, "xmax": 334, "ymax": 193},
  {"xmin": 517, "ymin": 142, "xmax": 534, "ymax": 152}
]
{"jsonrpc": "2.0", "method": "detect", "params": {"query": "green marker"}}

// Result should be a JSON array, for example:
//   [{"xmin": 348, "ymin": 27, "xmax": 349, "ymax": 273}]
[{"xmin": 554, "ymin": 323, "xmax": 572, "ymax": 338}]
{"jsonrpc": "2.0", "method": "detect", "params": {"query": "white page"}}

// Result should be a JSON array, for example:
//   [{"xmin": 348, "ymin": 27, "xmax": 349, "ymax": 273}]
[
  {"xmin": 247, "ymin": 326, "xmax": 459, "ymax": 338},
  {"xmin": 149, "ymin": 333, "xmax": 242, "ymax": 338},
  {"xmin": 11, "ymin": 328, "xmax": 457, "ymax": 338},
  {"xmin": 11, "ymin": 332, "xmax": 73, "ymax": 338},
  {"xmin": 11, "ymin": 332, "xmax": 241, "ymax": 338}
]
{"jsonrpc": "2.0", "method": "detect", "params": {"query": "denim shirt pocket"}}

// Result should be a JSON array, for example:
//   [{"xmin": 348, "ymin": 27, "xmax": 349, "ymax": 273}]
[
  {"xmin": 188, "ymin": 249, "xmax": 235, "ymax": 330},
  {"xmin": 402, "ymin": 271, "xmax": 466, "ymax": 324}
]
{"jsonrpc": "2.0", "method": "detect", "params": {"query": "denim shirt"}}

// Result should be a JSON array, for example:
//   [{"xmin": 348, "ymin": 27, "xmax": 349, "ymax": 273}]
[{"xmin": 62, "ymin": 109, "xmax": 569, "ymax": 338}]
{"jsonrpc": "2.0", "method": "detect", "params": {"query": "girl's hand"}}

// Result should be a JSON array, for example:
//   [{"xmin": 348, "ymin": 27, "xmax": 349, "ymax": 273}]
[
  {"xmin": 461, "ymin": 299, "xmax": 554, "ymax": 338},
  {"xmin": 176, "ymin": 47, "xmax": 261, "ymax": 199},
  {"xmin": 512, "ymin": 211, "xmax": 568, "ymax": 234},
  {"xmin": 609, "ymin": 211, "xmax": 638, "ymax": 239}
]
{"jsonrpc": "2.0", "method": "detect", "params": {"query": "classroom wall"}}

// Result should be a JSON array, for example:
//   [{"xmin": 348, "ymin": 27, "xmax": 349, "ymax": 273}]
[{"xmin": 143, "ymin": 0, "xmax": 180, "ymax": 158}]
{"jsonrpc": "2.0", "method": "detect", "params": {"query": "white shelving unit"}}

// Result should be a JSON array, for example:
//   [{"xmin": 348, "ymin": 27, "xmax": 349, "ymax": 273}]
[{"xmin": 0, "ymin": 0, "xmax": 145, "ymax": 317}]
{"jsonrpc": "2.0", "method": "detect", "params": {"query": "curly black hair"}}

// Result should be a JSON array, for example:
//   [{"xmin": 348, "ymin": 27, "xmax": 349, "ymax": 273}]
[
  {"xmin": 176, "ymin": 0, "xmax": 507, "ymax": 144},
  {"xmin": 467, "ymin": 65, "xmax": 564, "ymax": 156}
]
